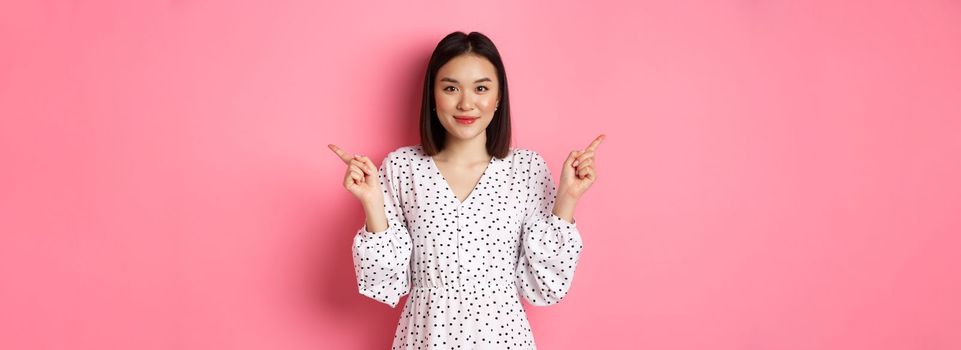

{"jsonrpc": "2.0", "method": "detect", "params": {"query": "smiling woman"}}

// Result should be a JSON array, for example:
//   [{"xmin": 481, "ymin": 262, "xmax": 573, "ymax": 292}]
[
  {"xmin": 420, "ymin": 32, "xmax": 512, "ymax": 159},
  {"xmin": 335, "ymin": 31, "xmax": 603, "ymax": 350}
]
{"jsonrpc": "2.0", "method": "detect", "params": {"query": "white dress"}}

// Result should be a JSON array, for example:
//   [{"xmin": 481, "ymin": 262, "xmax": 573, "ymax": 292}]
[{"xmin": 352, "ymin": 145, "xmax": 584, "ymax": 349}]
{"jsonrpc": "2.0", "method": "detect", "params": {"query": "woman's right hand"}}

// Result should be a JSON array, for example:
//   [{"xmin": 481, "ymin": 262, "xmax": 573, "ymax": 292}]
[{"xmin": 328, "ymin": 144, "xmax": 384, "ymax": 206}]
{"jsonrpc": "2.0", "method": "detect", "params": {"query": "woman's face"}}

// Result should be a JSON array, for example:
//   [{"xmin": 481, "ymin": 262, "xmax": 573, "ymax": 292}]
[{"xmin": 434, "ymin": 54, "xmax": 500, "ymax": 142}]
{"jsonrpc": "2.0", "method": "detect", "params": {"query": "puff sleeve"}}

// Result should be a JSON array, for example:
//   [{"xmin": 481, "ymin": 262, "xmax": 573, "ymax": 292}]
[
  {"xmin": 351, "ymin": 152, "xmax": 413, "ymax": 308},
  {"xmin": 514, "ymin": 151, "xmax": 584, "ymax": 306}
]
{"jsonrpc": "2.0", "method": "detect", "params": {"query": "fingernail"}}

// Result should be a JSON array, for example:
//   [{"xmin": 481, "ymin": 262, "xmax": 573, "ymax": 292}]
[{"xmin": 573, "ymin": 160, "xmax": 579, "ymax": 167}]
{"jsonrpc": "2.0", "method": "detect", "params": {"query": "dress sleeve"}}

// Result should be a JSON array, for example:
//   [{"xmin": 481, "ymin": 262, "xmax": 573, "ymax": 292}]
[
  {"xmin": 514, "ymin": 151, "xmax": 584, "ymax": 306},
  {"xmin": 351, "ymin": 152, "xmax": 412, "ymax": 308}
]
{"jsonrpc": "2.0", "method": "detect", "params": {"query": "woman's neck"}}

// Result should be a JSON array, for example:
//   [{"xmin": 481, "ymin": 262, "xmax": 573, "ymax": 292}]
[{"xmin": 435, "ymin": 133, "xmax": 490, "ymax": 164}]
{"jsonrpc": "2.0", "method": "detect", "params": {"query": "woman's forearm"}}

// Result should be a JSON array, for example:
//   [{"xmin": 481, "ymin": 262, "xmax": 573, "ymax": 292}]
[
  {"xmin": 552, "ymin": 193, "xmax": 578, "ymax": 224},
  {"xmin": 362, "ymin": 198, "xmax": 389, "ymax": 233}
]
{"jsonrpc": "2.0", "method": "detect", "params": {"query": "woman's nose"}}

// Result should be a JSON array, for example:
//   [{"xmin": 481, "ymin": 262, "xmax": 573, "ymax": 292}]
[{"xmin": 457, "ymin": 96, "xmax": 474, "ymax": 110}]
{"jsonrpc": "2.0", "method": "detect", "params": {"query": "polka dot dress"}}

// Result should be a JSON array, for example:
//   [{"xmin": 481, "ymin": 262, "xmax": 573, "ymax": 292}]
[{"xmin": 352, "ymin": 145, "xmax": 584, "ymax": 349}]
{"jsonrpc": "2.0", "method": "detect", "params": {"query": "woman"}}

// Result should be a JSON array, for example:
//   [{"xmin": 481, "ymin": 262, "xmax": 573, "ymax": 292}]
[{"xmin": 329, "ymin": 31, "xmax": 603, "ymax": 349}]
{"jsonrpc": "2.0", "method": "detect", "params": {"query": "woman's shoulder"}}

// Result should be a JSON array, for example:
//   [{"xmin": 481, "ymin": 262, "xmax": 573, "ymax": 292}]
[
  {"xmin": 382, "ymin": 144, "xmax": 425, "ymax": 165},
  {"xmin": 388, "ymin": 144, "xmax": 422, "ymax": 156},
  {"xmin": 507, "ymin": 146, "xmax": 544, "ymax": 164}
]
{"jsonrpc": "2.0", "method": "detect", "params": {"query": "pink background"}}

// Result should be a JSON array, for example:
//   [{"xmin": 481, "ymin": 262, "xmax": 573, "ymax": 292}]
[{"xmin": 2, "ymin": 1, "xmax": 960, "ymax": 349}]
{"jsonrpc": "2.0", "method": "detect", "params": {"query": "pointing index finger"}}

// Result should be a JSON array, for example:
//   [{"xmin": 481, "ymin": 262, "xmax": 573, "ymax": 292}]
[
  {"xmin": 585, "ymin": 134, "xmax": 606, "ymax": 152},
  {"xmin": 327, "ymin": 144, "xmax": 353, "ymax": 164}
]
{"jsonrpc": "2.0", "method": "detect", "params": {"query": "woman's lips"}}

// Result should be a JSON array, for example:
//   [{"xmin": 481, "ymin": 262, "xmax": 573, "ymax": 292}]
[{"xmin": 454, "ymin": 116, "xmax": 479, "ymax": 125}]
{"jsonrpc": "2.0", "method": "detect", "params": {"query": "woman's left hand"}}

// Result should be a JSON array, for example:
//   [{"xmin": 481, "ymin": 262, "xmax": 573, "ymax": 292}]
[{"xmin": 558, "ymin": 134, "xmax": 605, "ymax": 201}]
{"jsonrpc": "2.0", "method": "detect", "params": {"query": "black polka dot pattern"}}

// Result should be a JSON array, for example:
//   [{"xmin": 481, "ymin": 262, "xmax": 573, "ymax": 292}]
[{"xmin": 352, "ymin": 145, "xmax": 584, "ymax": 349}]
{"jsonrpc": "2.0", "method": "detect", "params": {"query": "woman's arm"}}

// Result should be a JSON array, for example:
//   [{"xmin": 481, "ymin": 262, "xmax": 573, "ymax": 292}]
[
  {"xmin": 351, "ymin": 152, "xmax": 413, "ymax": 308},
  {"xmin": 514, "ymin": 151, "xmax": 584, "ymax": 306},
  {"xmin": 362, "ymin": 197, "xmax": 388, "ymax": 233}
]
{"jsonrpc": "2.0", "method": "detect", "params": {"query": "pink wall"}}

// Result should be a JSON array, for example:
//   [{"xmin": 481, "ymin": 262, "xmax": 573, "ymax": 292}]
[{"xmin": 2, "ymin": 1, "xmax": 960, "ymax": 349}]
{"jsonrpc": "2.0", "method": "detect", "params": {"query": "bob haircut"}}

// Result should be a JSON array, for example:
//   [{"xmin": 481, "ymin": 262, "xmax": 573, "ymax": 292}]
[{"xmin": 419, "ymin": 31, "xmax": 512, "ymax": 159}]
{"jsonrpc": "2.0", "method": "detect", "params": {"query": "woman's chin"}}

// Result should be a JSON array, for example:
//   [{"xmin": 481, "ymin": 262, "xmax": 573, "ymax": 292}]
[{"xmin": 446, "ymin": 130, "xmax": 485, "ymax": 141}]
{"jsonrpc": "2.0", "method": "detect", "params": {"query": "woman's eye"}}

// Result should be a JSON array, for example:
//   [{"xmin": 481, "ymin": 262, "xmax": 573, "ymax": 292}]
[
  {"xmin": 476, "ymin": 86, "xmax": 488, "ymax": 92},
  {"xmin": 443, "ymin": 86, "xmax": 456, "ymax": 92}
]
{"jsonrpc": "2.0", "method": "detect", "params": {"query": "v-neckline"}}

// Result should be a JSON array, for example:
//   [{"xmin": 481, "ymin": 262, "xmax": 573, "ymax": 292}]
[{"xmin": 427, "ymin": 153, "xmax": 495, "ymax": 207}]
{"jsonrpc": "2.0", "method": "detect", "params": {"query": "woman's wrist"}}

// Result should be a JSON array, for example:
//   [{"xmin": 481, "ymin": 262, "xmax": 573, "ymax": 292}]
[
  {"xmin": 361, "ymin": 196, "xmax": 384, "ymax": 210},
  {"xmin": 552, "ymin": 194, "xmax": 578, "ymax": 224},
  {"xmin": 361, "ymin": 198, "xmax": 388, "ymax": 233}
]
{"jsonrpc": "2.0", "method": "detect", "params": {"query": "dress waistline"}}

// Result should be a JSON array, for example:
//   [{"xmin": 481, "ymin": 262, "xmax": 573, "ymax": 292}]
[{"xmin": 411, "ymin": 280, "xmax": 518, "ymax": 293}]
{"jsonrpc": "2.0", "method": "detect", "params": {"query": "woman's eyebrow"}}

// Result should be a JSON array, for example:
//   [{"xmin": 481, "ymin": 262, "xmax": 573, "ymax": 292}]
[{"xmin": 440, "ymin": 77, "xmax": 493, "ymax": 84}]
